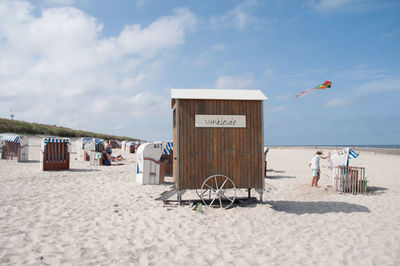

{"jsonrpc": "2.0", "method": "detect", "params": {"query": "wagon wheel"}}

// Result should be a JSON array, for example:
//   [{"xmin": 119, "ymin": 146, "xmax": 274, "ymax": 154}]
[{"xmin": 199, "ymin": 174, "xmax": 236, "ymax": 208}]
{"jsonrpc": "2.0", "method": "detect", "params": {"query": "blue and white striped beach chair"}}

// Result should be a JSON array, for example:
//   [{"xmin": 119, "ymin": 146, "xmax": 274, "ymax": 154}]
[
  {"xmin": 41, "ymin": 137, "xmax": 71, "ymax": 171},
  {"xmin": 1, "ymin": 133, "xmax": 29, "ymax": 161}
]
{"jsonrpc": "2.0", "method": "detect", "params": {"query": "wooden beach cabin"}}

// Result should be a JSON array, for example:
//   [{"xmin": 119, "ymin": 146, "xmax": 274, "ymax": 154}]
[
  {"xmin": 41, "ymin": 137, "xmax": 71, "ymax": 171},
  {"xmin": 171, "ymin": 89, "xmax": 268, "ymax": 208},
  {"xmin": 1, "ymin": 134, "xmax": 29, "ymax": 161}
]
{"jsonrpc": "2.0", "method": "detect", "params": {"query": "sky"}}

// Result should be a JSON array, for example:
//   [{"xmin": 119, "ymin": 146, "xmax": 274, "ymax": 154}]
[{"xmin": 0, "ymin": 0, "xmax": 399, "ymax": 145}]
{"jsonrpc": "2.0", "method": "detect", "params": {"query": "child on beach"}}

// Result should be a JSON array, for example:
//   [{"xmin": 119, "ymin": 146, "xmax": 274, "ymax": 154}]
[{"xmin": 309, "ymin": 150, "xmax": 330, "ymax": 187}]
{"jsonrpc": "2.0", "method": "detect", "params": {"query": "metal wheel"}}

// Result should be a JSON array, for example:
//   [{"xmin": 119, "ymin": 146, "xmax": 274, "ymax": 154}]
[{"xmin": 199, "ymin": 174, "xmax": 236, "ymax": 208}]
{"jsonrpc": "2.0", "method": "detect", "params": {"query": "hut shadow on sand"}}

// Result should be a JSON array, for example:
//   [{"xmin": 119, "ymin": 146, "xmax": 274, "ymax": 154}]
[
  {"xmin": 266, "ymin": 201, "xmax": 370, "ymax": 215},
  {"xmin": 267, "ymin": 175, "xmax": 296, "ymax": 179},
  {"xmin": 366, "ymin": 186, "xmax": 388, "ymax": 195}
]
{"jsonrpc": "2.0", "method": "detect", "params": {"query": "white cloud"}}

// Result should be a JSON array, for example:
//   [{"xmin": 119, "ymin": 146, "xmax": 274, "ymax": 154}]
[
  {"xmin": 268, "ymin": 106, "xmax": 288, "ymax": 112},
  {"xmin": 210, "ymin": 0, "xmax": 263, "ymax": 30},
  {"xmin": 0, "ymin": 1, "xmax": 196, "ymax": 138},
  {"xmin": 383, "ymin": 27, "xmax": 400, "ymax": 38},
  {"xmin": 194, "ymin": 43, "xmax": 226, "ymax": 66},
  {"xmin": 44, "ymin": 0, "xmax": 76, "ymax": 5},
  {"xmin": 276, "ymin": 93, "xmax": 291, "ymax": 100},
  {"xmin": 313, "ymin": 0, "xmax": 355, "ymax": 9},
  {"xmin": 215, "ymin": 74, "xmax": 255, "ymax": 90},
  {"xmin": 306, "ymin": 0, "xmax": 388, "ymax": 13},
  {"xmin": 211, "ymin": 43, "xmax": 225, "ymax": 51},
  {"xmin": 324, "ymin": 98, "xmax": 350, "ymax": 107}
]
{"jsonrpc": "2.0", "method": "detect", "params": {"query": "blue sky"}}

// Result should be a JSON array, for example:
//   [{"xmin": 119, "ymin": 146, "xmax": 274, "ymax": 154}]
[{"xmin": 0, "ymin": 0, "xmax": 399, "ymax": 145}]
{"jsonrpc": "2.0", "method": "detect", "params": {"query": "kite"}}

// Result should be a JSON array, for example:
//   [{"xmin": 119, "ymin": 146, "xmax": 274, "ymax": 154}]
[{"xmin": 296, "ymin": 80, "xmax": 332, "ymax": 98}]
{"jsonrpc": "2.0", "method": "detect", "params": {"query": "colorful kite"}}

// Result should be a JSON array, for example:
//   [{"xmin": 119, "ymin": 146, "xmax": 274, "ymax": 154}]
[{"xmin": 296, "ymin": 80, "xmax": 332, "ymax": 98}]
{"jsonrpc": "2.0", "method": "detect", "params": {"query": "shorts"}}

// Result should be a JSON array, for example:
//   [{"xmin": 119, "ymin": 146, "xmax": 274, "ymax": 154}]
[{"xmin": 312, "ymin": 168, "xmax": 320, "ymax": 177}]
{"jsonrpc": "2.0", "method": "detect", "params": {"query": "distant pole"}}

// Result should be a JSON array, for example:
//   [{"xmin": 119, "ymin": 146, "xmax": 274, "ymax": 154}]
[{"xmin": 10, "ymin": 108, "xmax": 14, "ymax": 120}]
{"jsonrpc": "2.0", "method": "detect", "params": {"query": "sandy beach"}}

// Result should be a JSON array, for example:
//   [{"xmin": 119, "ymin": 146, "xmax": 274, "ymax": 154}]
[{"xmin": 0, "ymin": 137, "xmax": 399, "ymax": 265}]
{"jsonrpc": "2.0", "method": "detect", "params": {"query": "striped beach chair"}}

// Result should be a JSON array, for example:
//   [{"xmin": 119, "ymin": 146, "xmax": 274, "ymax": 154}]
[
  {"xmin": 160, "ymin": 141, "xmax": 173, "ymax": 176},
  {"xmin": 78, "ymin": 137, "xmax": 92, "ymax": 161},
  {"xmin": 1, "ymin": 133, "xmax": 29, "ymax": 161},
  {"xmin": 329, "ymin": 147, "xmax": 365, "ymax": 194},
  {"xmin": 41, "ymin": 137, "xmax": 71, "ymax": 171},
  {"xmin": 85, "ymin": 138, "xmax": 104, "ymax": 166},
  {"xmin": 127, "ymin": 141, "xmax": 139, "ymax": 153}
]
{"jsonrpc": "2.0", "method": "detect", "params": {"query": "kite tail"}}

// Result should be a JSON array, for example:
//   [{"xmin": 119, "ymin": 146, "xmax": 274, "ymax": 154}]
[{"xmin": 296, "ymin": 87, "xmax": 316, "ymax": 98}]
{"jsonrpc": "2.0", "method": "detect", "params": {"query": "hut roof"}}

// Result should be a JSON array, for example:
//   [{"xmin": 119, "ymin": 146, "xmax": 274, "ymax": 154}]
[{"xmin": 171, "ymin": 89, "xmax": 268, "ymax": 101}]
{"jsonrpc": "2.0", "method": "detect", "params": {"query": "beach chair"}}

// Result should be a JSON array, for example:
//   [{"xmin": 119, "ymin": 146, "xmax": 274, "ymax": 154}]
[
  {"xmin": 160, "ymin": 141, "xmax": 173, "ymax": 176},
  {"xmin": 329, "ymin": 148, "xmax": 366, "ymax": 194},
  {"xmin": 109, "ymin": 140, "xmax": 121, "ymax": 149},
  {"xmin": 264, "ymin": 147, "xmax": 269, "ymax": 177},
  {"xmin": 85, "ymin": 138, "xmax": 104, "ymax": 166},
  {"xmin": 136, "ymin": 142, "xmax": 164, "ymax": 184},
  {"xmin": 1, "ymin": 134, "xmax": 29, "ymax": 161},
  {"xmin": 127, "ymin": 141, "xmax": 138, "ymax": 153},
  {"xmin": 41, "ymin": 137, "xmax": 70, "ymax": 171},
  {"xmin": 77, "ymin": 137, "xmax": 92, "ymax": 160}
]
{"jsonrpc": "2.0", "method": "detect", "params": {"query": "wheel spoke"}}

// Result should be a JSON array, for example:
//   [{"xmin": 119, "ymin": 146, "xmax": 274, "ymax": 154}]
[
  {"xmin": 209, "ymin": 194, "xmax": 218, "ymax": 206},
  {"xmin": 200, "ymin": 190, "xmax": 216, "ymax": 199},
  {"xmin": 219, "ymin": 190, "xmax": 234, "ymax": 203},
  {"xmin": 220, "ymin": 179, "xmax": 228, "ymax": 189},
  {"xmin": 204, "ymin": 183, "xmax": 216, "ymax": 192},
  {"xmin": 200, "ymin": 174, "xmax": 236, "ymax": 208},
  {"xmin": 224, "ymin": 195, "xmax": 235, "ymax": 203}
]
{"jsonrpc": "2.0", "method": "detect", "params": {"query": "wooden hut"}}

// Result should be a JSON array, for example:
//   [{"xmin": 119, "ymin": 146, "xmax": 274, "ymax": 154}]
[
  {"xmin": 41, "ymin": 137, "xmax": 71, "ymax": 171},
  {"xmin": 171, "ymin": 89, "xmax": 268, "ymax": 207},
  {"xmin": 1, "ymin": 134, "xmax": 29, "ymax": 161}
]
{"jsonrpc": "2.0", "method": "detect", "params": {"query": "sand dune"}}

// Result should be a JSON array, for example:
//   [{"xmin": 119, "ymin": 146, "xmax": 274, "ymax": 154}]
[{"xmin": 0, "ymin": 137, "xmax": 399, "ymax": 265}]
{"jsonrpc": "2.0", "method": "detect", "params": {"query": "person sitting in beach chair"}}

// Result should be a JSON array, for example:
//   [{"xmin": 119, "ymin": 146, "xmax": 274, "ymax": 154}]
[
  {"xmin": 102, "ymin": 140, "xmax": 113, "ymax": 166},
  {"xmin": 112, "ymin": 154, "xmax": 124, "ymax": 161},
  {"xmin": 102, "ymin": 141, "xmax": 124, "ymax": 165}
]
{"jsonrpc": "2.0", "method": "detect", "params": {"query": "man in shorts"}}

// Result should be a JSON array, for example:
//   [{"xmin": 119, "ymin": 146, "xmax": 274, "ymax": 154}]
[{"xmin": 309, "ymin": 150, "xmax": 330, "ymax": 187}]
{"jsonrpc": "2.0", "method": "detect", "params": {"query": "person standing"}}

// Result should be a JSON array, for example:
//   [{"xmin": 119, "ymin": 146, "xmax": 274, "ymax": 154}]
[{"xmin": 309, "ymin": 150, "xmax": 330, "ymax": 187}]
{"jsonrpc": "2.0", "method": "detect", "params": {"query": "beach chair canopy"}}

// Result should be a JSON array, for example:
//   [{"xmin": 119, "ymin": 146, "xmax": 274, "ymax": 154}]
[
  {"xmin": 348, "ymin": 148, "xmax": 359, "ymax": 159},
  {"xmin": 92, "ymin": 138, "xmax": 104, "ymax": 152},
  {"xmin": 94, "ymin": 138, "xmax": 104, "ymax": 145},
  {"xmin": 1, "ymin": 134, "xmax": 20, "ymax": 143},
  {"xmin": 81, "ymin": 137, "xmax": 92, "ymax": 149},
  {"xmin": 42, "ymin": 137, "xmax": 71, "ymax": 150},
  {"xmin": 162, "ymin": 141, "xmax": 173, "ymax": 155},
  {"xmin": 128, "ymin": 141, "xmax": 139, "ymax": 147}
]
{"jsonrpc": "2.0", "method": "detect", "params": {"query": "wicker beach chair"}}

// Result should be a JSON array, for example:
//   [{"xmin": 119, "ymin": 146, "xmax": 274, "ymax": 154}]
[
  {"xmin": 1, "ymin": 134, "xmax": 29, "ymax": 161},
  {"xmin": 41, "ymin": 137, "xmax": 70, "ymax": 171}
]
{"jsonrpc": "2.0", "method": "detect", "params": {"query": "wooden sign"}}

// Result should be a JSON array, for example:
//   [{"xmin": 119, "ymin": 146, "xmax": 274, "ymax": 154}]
[{"xmin": 195, "ymin": 115, "xmax": 246, "ymax": 128}]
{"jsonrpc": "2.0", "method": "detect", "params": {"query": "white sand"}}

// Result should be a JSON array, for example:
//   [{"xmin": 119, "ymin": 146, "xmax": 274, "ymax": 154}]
[{"xmin": 0, "ymin": 137, "xmax": 399, "ymax": 265}]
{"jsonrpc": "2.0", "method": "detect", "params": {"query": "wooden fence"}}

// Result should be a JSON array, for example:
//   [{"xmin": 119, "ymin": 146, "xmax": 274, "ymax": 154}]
[{"xmin": 334, "ymin": 166, "xmax": 367, "ymax": 194}]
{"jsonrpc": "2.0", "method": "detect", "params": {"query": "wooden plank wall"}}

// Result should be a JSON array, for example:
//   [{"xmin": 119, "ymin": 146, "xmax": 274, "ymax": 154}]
[{"xmin": 174, "ymin": 99, "xmax": 263, "ymax": 190}]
